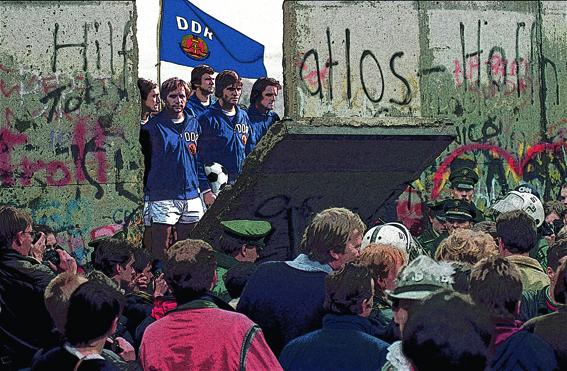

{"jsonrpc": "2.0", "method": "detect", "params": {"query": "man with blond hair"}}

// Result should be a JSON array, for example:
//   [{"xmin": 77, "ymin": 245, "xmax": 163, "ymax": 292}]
[
  {"xmin": 44, "ymin": 272, "xmax": 88, "ymax": 334},
  {"xmin": 435, "ymin": 228, "xmax": 498, "ymax": 264},
  {"xmin": 140, "ymin": 77, "xmax": 214, "ymax": 259},
  {"xmin": 140, "ymin": 239, "xmax": 280, "ymax": 370},
  {"xmin": 358, "ymin": 243, "xmax": 407, "ymax": 342},
  {"xmin": 238, "ymin": 207, "xmax": 365, "ymax": 355}
]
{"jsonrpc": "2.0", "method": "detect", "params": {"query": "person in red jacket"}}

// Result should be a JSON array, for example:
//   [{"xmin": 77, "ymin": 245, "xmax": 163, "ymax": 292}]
[{"xmin": 139, "ymin": 239, "xmax": 281, "ymax": 370}]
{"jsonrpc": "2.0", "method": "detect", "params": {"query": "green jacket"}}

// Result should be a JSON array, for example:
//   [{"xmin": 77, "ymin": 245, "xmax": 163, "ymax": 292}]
[
  {"xmin": 506, "ymin": 255, "xmax": 550, "ymax": 292},
  {"xmin": 417, "ymin": 229, "xmax": 447, "ymax": 258},
  {"xmin": 529, "ymin": 237, "xmax": 549, "ymax": 269},
  {"xmin": 211, "ymin": 250, "xmax": 238, "ymax": 303},
  {"xmin": 520, "ymin": 285, "xmax": 560, "ymax": 322}
]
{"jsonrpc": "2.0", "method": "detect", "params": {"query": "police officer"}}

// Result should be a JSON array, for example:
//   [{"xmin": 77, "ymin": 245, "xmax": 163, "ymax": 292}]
[
  {"xmin": 211, "ymin": 219, "xmax": 272, "ymax": 301},
  {"xmin": 418, "ymin": 200, "xmax": 448, "ymax": 257},
  {"xmin": 444, "ymin": 199, "xmax": 476, "ymax": 234},
  {"xmin": 449, "ymin": 167, "xmax": 484, "ymax": 223}
]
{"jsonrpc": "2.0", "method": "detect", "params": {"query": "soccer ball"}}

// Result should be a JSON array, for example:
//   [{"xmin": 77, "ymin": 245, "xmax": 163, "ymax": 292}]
[{"xmin": 204, "ymin": 162, "xmax": 228, "ymax": 195}]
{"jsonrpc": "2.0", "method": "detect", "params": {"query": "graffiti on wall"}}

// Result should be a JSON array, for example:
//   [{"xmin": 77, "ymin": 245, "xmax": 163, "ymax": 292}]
[
  {"xmin": 287, "ymin": 2, "xmax": 567, "ymax": 231},
  {"xmin": 0, "ymin": 3, "xmax": 142, "ymax": 261}
]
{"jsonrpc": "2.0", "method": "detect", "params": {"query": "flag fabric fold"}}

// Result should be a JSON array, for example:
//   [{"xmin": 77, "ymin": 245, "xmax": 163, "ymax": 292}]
[{"xmin": 159, "ymin": 0, "xmax": 267, "ymax": 78}]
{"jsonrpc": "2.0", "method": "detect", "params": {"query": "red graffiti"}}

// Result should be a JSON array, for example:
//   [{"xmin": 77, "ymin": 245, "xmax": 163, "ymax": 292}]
[
  {"xmin": 432, "ymin": 141, "xmax": 567, "ymax": 199},
  {"xmin": 0, "ymin": 79, "xmax": 20, "ymax": 98},
  {"xmin": 90, "ymin": 224, "xmax": 123, "ymax": 240},
  {"xmin": 296, "ymin": 52, "xmax": 330, "ymax": 88},
  {"xmin": 396, "ymin": 186, "xmax": 424, "ymax": 236},
  {"xmin": 0, "ymin": 118, "xmax": 108, "ymax": 187}
]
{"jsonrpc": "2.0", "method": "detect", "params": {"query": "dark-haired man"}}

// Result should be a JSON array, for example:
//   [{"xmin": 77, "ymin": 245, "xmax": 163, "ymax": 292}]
[
  {"xmin": 449, "ymin": 167, "xmax": 485, "ymax": 222},
  {"xmin": 245, "ymin": 77, "xmax": 281, "ymax": 154},
  {"xmin": 444, "ymin": 199, "xmax": 475, "ymax": 235},
  {"xmin": 186, "ymin": 64, "xmax": 215, "ymax": 117},
  {"xmin": 138, "ymin": 78, "xmax": 160, "ymax": 125},
  {"xmin": 237, "ymin": 207, "xmax": 365, "ymax": 355},
  {"xmin": 31, "ymin": 281, "xmax": 125, "ymax": 370},
  {"xmin": 279, "ymin": 264, "xmax": 388, "ymax": 370},
  {"xmin": 0, "ymin": 206, "xmax": 76, "ymax": 369},
  {"xmin": 140, "ymin": 77, "xmax": 213, "ymax": 258},
  {"xmin": 91, "ymin": 238, "xmax": 135, "ymax": 292},
  {"xmin": 521, "ymin": 238, "xmax": 567, "ymax": 321},
  {"xmin": 497, "ymin": 210, "xmax": 549, "ymax": 291},
  {"xmin": 198, "ymin": 70, "xmax": 251, "ymax": 183},
  {"xmin": 470, "ymin": 256, "xmax": 557, "ymax": 370},
  {"xmin": 139, "ymin": 239, "xmax": 280, "ymax": 370}
]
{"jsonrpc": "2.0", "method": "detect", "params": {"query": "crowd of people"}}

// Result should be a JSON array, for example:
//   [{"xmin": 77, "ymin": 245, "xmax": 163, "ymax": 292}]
[{"xmin": 0, "ymin": 64, "xmax": 566, "ymax": 370}]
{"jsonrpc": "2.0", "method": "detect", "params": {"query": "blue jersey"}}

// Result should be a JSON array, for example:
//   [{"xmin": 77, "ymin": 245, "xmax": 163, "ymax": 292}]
[
  {"xmin": 198, "ymin": 101, "xmax": 251, "ymax": 182},
  {"xmin": 186, "ymin": 94, "xmax": 217, "ymax": 118},
  {"xmin": 245, "ymin": 105, "xmax": 280, "ymax": 155},
  {"xmin": 140, "ymin": 110, "xmax": 209, "ymax": 201}
]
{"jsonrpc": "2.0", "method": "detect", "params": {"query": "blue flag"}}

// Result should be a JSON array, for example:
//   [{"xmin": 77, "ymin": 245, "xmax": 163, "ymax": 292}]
[{"xmin": 159, "ymin": 0, "xmax": 267, "ymax": 79}]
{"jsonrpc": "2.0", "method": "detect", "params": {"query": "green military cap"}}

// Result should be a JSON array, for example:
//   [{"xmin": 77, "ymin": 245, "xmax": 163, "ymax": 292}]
[
  {"xmin": 425, "ymin": 199, "xmax": 446, "ymax": 221},
  {"xmin": 449, "ymin": 167, "xmax": 479, "ymax": 190},
  {"xmin": 220, "ymin": 219, "xmax": 272, "ymax": 247},
  {"xmin": 443, "ymin": 199, "xmax": 476, "ymax": 222}
]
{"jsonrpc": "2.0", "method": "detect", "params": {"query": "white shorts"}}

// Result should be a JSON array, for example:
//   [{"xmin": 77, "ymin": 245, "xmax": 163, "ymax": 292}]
[{"xmin": 148, "ymin": 198, "xmax": 205, "ymax": 225}]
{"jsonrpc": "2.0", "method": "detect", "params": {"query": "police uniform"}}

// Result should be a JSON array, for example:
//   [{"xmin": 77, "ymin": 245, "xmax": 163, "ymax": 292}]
[
  {"xmin": 417, "ymin": 200, "xmax": 448, "ymax": 257},
  {"xmin": 211, "ymin": 219, "xmax": 272, "ymax": 302},
  {"xmin": 449, "ymin": 167, "xmax": 485, "ymax": 223},
  {"xmin": 443, "ymin": 199, "xmax": 476, "ymax": 223}
]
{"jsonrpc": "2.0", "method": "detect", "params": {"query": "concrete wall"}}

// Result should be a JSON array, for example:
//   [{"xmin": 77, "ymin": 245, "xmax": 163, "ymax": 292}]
[
  {"xmin": 284, "ymin": 1, "xmax": 567, "ymax": 233},
  {"xmin": 0, "ymin": 1, "xmax": 140, "ymax": 262}
]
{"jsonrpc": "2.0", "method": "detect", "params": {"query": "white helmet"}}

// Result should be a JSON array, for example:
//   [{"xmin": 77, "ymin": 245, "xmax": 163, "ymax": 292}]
[
  {"xmin": 361, "ymin": 222, "xmax": 415, "ymax": 253},
  {"xmin": 490, "ymin": 191, "xmax": 544, "ymax": 227}
]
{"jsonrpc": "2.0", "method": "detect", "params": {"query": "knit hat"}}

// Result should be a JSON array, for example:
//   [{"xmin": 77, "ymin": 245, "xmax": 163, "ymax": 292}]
[{"xmin": 387, "ymin": 255, "xmax": 454, "ymax": 300}]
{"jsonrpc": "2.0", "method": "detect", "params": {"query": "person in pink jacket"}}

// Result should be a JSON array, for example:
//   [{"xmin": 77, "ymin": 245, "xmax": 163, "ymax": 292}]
[{"xmin": 139, "ymin": 239, "xmax": 281, "ymax": 370}]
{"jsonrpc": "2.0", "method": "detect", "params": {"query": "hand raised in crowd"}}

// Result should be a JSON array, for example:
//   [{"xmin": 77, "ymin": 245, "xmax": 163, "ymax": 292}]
[
  {"xmin": 153, "ymin": 273, "xmax": 169, "ymax": 298},
  {"xmin": 131, "ymin": 272, "xmax": 150, "ymax": 292},
  {"xmin": 114, "ymin": 336, "xmax": 136, "ymax": 362},
  {"xmin": 29, "ymin": 232, "xmax": 46, "ymax": 263},
  {"xmin": 203, "ymin": 190, "xmax": 217, "ymax": 207},
  {"xmin": 47, "ymin": 249, "xmax": 77, "ymax": 274}
]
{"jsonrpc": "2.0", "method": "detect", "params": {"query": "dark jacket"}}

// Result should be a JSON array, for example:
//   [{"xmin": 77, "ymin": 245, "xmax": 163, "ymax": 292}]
[
  {"xmin": 198, "ymin": 101, "xmax": 251, "ymax": 182},
  {"xmin": 0, "ymin": 248, "xmax": 57, "ymax": 369},
  {"xmin": 237, "ymin": 255, "xmax": 330, "ymax": 356},
  {"xmin": 279, "ymin": 314, "xmax": 389, "ymax": 371},
  {"xmin": 490, "ymin": 329, "xmax": 557, "ymax": 370},
  {"xmin": 185, "ymin": 94, "xmax": 216, "ymax": 118},
  {"xmin": 139, "ymin": 110, "xmax": 209, "ymax": 201},
  {"xmin": 522, "ymin": 306, "xmax": 567, "ymax": 370},
  {"xmin": 245, "ymin": 105, "xmax": 279, "ymax": 155},
  {"xmin": 31, "ymin": 345, "xmax": 119, "ymax": 371},
  {"xmin": 520, "ymin": 285, "xmax": 559, "ymax": 322}
]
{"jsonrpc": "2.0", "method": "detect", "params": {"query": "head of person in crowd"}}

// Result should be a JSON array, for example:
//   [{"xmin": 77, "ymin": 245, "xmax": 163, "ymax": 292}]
[
  {"xmin": 190, "ymin": 64, "xmax": 215, "ymax": 101},
  {"xmin": 223, "ymin": 262, "xmax": 258, "ymax": 300},
  {"xmin": 92, "ymin": 238, "xmax": 135, "ymax": 291},
  {"xmin": 449, "ymin": 167, "xmax": 478, "ymax": 203},
  {"xmin": 138, "ymin": 78, "xmax": 160, "ymax": 122},
  {"xmin": 215, "ymin": 70, "xmax": 243, "ymax": 110},
  {"xmin": 131, "ymin": 248, "xmax": 153, "ymax": 292},
  {"xmin": 44, "ymin": 272, "xmax": 88, "ymax": 334},
  {"xmin": 542, "ymin": 200, "xmax": 566, "ymax": 246},
  {"xmin": 423, "ymin": 199, "xmax": 447, "ymax": 234},
  {"xmin": 449, "ymin": 261, "xmax": 473, "ymax": 294},
  {"xmin": 361, "ymin": 222, "xmax": 423, "ymax": 260},
  {"xmin": 387, "ymin": 255, "xmax": 454, "ymax": 334},
  {"xmin": 65, "ymin": 280, "xmax": 125, "ymax": 349},
  {"xmin": 35, "ymin": 224, "xmax": 58, "ymax": 248},
  {"xmin": 163, "ymin": 239, "xmax": 217, "ymax": 303},
  {"xmin": 358, "ymin": 243, "xmax": 407, "ymax": 298},
  {"xmin": 547, "ymin": 238, "xmax": 567, "ymax": 293},
  {"xmin": 443, "ymin": 199, "xmax": 475, "ymax": 234},
  {"xmin": 0, "ymin": 205, "xmax": 35, "ymax": 255},
  {"xmin": 559, "ymin": 181, "xmax": 567, "ymax": 207},
  {"xmin": 496, "ymin": 210, "xmax": 536, "ymax": 256},
  {"xmin": 553, "ymin": 258, "xmax": 567, "ymax": 304},
  {"xmin": 324, "ymin": 263, "xmax": 374, "ymax": 317},
  {"xmin": 300, "ymin": 207, "xmax": 365, "ymax": 271},
  {"xmin": 472, "ymin": 220, "xmax": 498, "ymax": 245},
  {"xmin": 402, "ymin": 290, "xmax": 493, "ymax": 371},
  {"xmin": 435, "ymin": 228, "xmax": 498, "ymax": 264},
  {"xmin": 470, "ymin": 256, "xmax": 523, "ymax": 320},
  {"xmin": 160, "ymin": 77, "xmax": 190, "ymax": 120},
  {"xmin": 218, "ymin": 219, "xmax": 272, "ymax": 263},
  {"xmin": 249, "ymin": 77, "xmax": 282, "ymax": 114}
]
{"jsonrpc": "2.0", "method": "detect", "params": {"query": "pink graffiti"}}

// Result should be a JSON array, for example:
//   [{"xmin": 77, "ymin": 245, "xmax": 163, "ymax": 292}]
[
  {"xmin": 432, "ymin": 141, "xmax": 567, "ymax": 199},
  {"xmin": 90, "ymin": 224, "xmax": 123, "ymax": 240},
  {"xmin": 396, "ymin": 186, "xmax": 424, "ymax": 236}
]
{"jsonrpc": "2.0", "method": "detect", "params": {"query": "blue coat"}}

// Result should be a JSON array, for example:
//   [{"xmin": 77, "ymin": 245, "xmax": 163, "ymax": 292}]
[
  {"xmin": 198, "ymin": 101, "xmax": 251, "ymax": 182},
  {"xmin": 279, "ymin": 314, "xmax": 389, "ymax": 371},
  {"xmin": 245, "ymin": 105, "xmax": 280, "ymax": 155},
  {"xmin": 140, "ymin": 110, "xmax": 209, "ymax": 201},
  {"xmin": 185, "ymin": 94, "xmax": 217, "ymax": 118}
]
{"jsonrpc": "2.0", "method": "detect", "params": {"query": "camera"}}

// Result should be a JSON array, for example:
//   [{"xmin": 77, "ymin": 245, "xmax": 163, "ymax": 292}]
[{"xmin": 42, "ymin": 245, "xmax": 63, "ymax": 266}]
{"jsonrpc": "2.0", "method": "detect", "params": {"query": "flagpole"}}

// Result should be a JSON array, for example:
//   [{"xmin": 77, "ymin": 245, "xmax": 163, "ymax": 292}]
[{"xmin": 156, "ymin": 0, "xmax": 163, "ymax": 87}]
